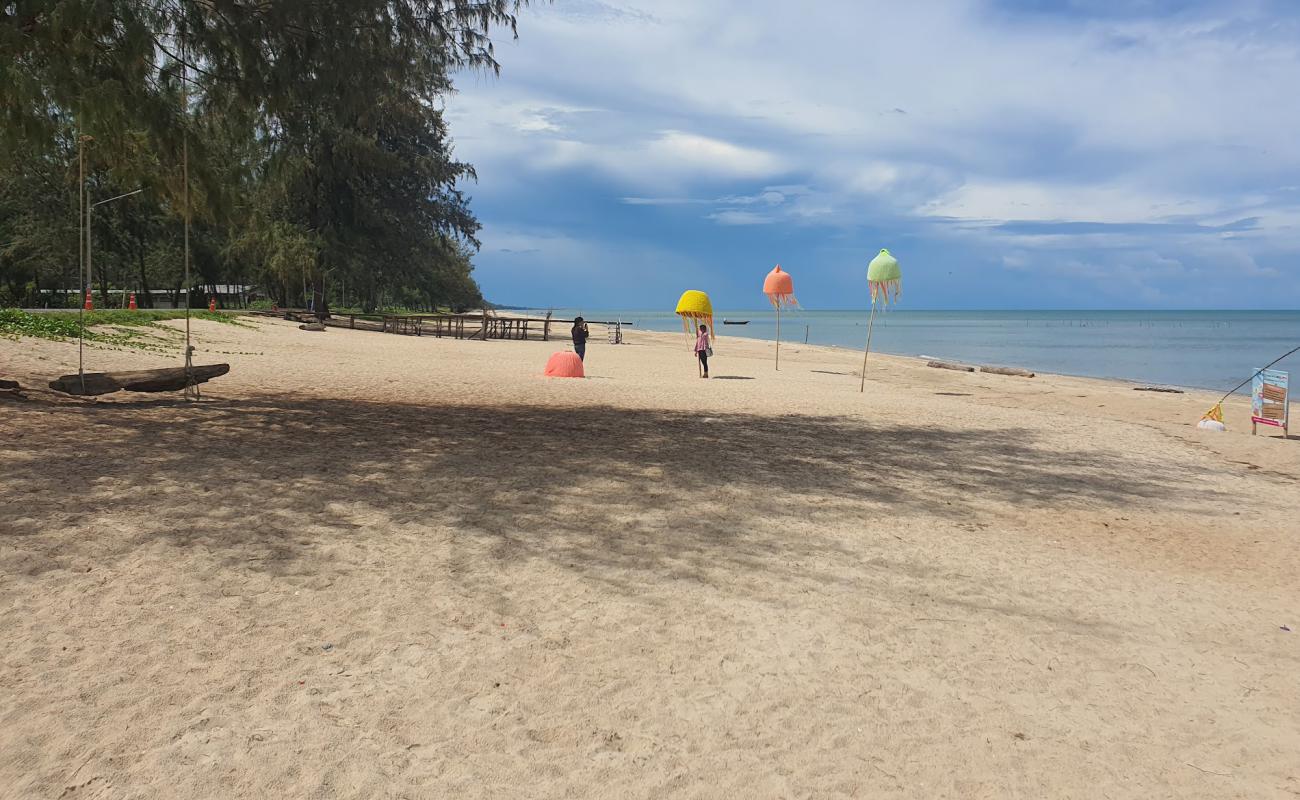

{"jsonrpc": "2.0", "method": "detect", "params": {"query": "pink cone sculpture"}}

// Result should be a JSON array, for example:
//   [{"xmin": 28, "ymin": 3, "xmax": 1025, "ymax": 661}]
[{"xmin": 544, "ymin": 351, "xmax": 585, "ymax": 378}]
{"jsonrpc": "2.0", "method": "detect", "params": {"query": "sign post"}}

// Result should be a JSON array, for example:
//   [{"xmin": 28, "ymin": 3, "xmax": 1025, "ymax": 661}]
[{"xmin": 1251, "ymin": 368, "xmax": 1289, "ymax": 437}]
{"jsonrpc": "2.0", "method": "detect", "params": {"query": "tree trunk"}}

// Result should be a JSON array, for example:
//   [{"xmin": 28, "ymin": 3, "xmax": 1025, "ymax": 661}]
[
  {"xmin": 137, "ymin": 245, "xmax": 153, "ymax": 308},
  {"xmin": 979, "ymin": 365, "xmax": 1035, "ymax": 377},
  {"xmin": 312, "ymin": 276, "xmax": 329, "ymax": 319},
  {"xmin": 97, "ymin": 270, "xmax": 110, "ymax": 310},
  {"xmin": 926, "ymin": 360, "xmax": 975, "ymax": 372}
]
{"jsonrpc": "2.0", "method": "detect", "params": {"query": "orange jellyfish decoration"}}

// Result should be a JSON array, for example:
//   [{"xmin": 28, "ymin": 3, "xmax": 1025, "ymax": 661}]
[
  {"xmin": 762, "ymin": 265, "xmax": 798, "ymax": 370},
  {"xmin": 674, "ymin": 289, "xmax": 715, "ymax": 343}
]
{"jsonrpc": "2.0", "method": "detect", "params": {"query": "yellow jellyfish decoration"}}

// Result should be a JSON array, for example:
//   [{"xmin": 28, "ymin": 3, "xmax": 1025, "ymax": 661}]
[
  {"xmin": 675, "ymin": 289, "xmax": 715, "ymax": 342},
  {"xmin": 860, "ymin": 248, "xmax": 901, "ymax": 393},
  {"xmin": 763, "ymin": 265, "xmax": 798, "ymax": 370}
]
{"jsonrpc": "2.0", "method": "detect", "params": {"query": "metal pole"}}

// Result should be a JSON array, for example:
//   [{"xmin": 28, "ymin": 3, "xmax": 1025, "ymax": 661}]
[
  {"xmin": 859, "ymin": 304, "xmax": 877, "ymax": 393},
  {"xmin": 87, "ymin": 202, "xmax": 92, "ymax": 313},
  {"xmin": 93, "ymin": 189, "xmax": 144, "ymax": 206},
  {"xmin": 88, "ymin": 190, "xmax": 143, "ymax": 318},
  {"xmin": 775, "ymin": 304, "xmax": 781, "ymax": 371}
]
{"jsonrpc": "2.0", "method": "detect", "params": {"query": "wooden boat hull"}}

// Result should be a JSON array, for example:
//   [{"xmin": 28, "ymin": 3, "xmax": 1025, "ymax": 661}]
[{"xmin": 49, "ymin": 364, "xmax": 230, "ymax": 396}]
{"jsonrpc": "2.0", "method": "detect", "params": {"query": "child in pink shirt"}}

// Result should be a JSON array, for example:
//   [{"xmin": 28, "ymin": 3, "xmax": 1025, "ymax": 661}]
[{"xmin": 694, "ymin": 324, "xmax": 711, "ymax": 378}]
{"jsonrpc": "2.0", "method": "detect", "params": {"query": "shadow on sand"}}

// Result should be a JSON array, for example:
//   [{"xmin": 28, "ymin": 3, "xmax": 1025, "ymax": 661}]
[{"xmin": 2, "ymin": 395, "xmax": 1219, "ymax": 601}]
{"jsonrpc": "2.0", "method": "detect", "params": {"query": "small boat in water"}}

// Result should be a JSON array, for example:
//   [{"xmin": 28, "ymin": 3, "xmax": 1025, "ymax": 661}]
[{"xmin": 722, "ymin": 319, "xmax": 749, "ymax": 325}]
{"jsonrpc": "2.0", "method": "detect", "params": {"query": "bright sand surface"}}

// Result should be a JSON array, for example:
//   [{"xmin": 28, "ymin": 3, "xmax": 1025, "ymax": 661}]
[{"xmin": 1, "ymin": 317, "xmax": 1298, "ymax": 799}]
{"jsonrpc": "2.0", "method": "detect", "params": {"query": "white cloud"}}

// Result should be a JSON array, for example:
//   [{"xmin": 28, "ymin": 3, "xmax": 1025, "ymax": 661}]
[
  {"xmin": 531, "ymin": 130, "xmax": 785, "ymax": 187},
  {"xmin": 708, "ymin": 210, "xmax": 775, "ymax": 226},
  {"xmin": 644, "ymin": 131, "xmax": 784, "ymax": 179},
  {"xmin": 917, "ymin": 180, "xmax": 1229, "ymax": 225},
  {"xmin": 619, "ymin": 196, "xmax": 708, "ymax": 206},
  {"xmin": 514, "ymin": 113, "xmax": 562, "ymax": 134},
  {"xmin": 444, "ymin": 0, "xmax": 1300, "ymax": 304}
]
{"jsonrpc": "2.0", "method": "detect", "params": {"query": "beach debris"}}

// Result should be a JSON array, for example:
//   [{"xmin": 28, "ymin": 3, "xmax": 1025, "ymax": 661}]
[
  {"xmin": 0, "ymin": 378, "xmax": 23, "ymax": 395},
  {"xmin": 1134, "ymin": 386, "xmax": 1183, "ymax": 393},
  {"xmin": 1198, "ymin": 402, "xmax": 1227, "ymax": 431},
  {"xmin": 322, "ymin": 643, "xmax": 334, "ymax": 652},
  {"xmin": 543, "ymin": 351, "xmax": 585, "ymax": 378},
  {"xmin": 763, "ymin": 265, "xmax": 798, "ymax": 371},
  {"xmin": 1184, "ymin": 762, "xmax": 1232, "ymax": 778},
  {"xmin": 299, "ymin": 321, "xmax": 326, "ymax": 331},
  {"xmin": 980, "ymin": 365, "xmax": 1035, "ymax": 378},
  {"xmin": 48, "ymin": 364, "xmax": 230, "ymax": 396},
  {"xmin": 927, "ymin": 360, "xmax": 974, "ymax": 372},
  {"xmin": 1283, "ymin": 625, "xmax": 1292, "ymax": 632}
]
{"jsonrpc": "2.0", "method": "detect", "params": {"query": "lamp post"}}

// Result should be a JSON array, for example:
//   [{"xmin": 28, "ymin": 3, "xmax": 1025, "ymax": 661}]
[
  {"xmin": 86, "ymin": 188, "xmax": 144, "ymax": 306},
  {"xmin": 76, "ymin": 187, "xmax": 143, "ymax": 391}
]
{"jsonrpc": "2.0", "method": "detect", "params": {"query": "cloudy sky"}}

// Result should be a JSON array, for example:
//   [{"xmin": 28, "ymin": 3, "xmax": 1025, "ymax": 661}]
[{"xmin": 446, "ymin": 0, "xmax": 1300, "ymax": 310}]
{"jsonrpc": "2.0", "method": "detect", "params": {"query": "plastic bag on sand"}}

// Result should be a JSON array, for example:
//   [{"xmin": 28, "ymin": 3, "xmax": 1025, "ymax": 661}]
[{"xmin": 1197, "ymin": 419, "xmax": 1227, "ymax": 432}]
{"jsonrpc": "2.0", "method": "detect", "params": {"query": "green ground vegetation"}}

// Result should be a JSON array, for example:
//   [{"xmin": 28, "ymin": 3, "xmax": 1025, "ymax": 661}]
[{"xmin": 0, "ymin": 308, "xmax": 247, "ymax": 353}]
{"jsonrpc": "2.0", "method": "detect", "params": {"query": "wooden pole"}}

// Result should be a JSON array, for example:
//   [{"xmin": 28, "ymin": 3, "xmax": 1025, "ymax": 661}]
[
  {"xmin": 859, "ymin": 303, "xmax": 877, "ymax": 393},
  {"xmin": 77, "ymin": 129, "xmax": 86, "ymax": 394},
  {"xmin": 775, "ymin": 304, "xmax": 781, "ymax": 371}
]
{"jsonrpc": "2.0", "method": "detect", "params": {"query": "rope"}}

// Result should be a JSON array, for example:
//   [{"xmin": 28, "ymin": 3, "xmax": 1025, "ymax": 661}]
[
  {"xmin": 1212, "ymin": 344, "xmax": 1300, "ymax": 406},
  {"xmin": 180, "ymin": 15, "xmax": 198, "ymax": 401}
]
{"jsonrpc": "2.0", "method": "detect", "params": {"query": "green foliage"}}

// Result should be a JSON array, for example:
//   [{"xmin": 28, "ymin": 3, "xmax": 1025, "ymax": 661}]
[
  {"xmin": 0, "ymin": 308, "xmax": 245, "ymax": 344},
  {"xmin": 0, "ymin": 308, "xmax": 83, "ymax": 339},
  {"xmin": 81, "ymin": 309, "xmax": 244, "ymax": 327},
  {"xmin": 1, "ymin": 1, "xmax": 524, "ymax": 313}
]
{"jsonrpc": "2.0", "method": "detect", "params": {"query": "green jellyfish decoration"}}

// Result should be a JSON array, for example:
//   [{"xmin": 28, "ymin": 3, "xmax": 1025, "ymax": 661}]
[{"xmin": 860, "ymin": 248, "xmax": 901, "ymax": 392}]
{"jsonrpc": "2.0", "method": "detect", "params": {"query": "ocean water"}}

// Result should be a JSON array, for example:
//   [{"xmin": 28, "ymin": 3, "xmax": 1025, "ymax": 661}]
[{"xmin": 533, "ymin": 309, "xmax": 1300, "ymax": 393}]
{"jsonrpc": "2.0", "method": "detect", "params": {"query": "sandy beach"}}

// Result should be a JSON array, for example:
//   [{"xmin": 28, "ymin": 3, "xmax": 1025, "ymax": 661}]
[{"xmin": 1, "ymin": 317, "xmax": 1297, "ymax": 799}]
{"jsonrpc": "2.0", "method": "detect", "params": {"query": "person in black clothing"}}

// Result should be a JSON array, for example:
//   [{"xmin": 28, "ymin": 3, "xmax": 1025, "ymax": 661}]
[{"xmin": 571, "ymin": 316, "xmax": 590, "ymax": 361}]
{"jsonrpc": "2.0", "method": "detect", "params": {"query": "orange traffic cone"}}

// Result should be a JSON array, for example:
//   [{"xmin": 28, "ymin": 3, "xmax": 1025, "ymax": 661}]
[
  {"xmin": 128, "ymin": 292, "xmax": 137, "ymax": 310},
  {"xmin": 83, "ymin": 290, "xmax": 93, "ymax": 311},
  {"xmin": 208, "ymin": 296, "xmax": 216, "ymax": 312}
]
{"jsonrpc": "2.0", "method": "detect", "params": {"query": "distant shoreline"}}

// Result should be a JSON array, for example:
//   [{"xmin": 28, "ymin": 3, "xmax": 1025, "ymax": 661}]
[{"xmin": 524, "ymin": 308, "xmax": 1300, "ymax": 395}]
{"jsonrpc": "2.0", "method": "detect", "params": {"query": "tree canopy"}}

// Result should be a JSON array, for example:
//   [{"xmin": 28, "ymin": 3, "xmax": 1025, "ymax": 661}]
[{"xmin": 1, "ymin": 1, "xmax": 523, "ymax": 311}]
